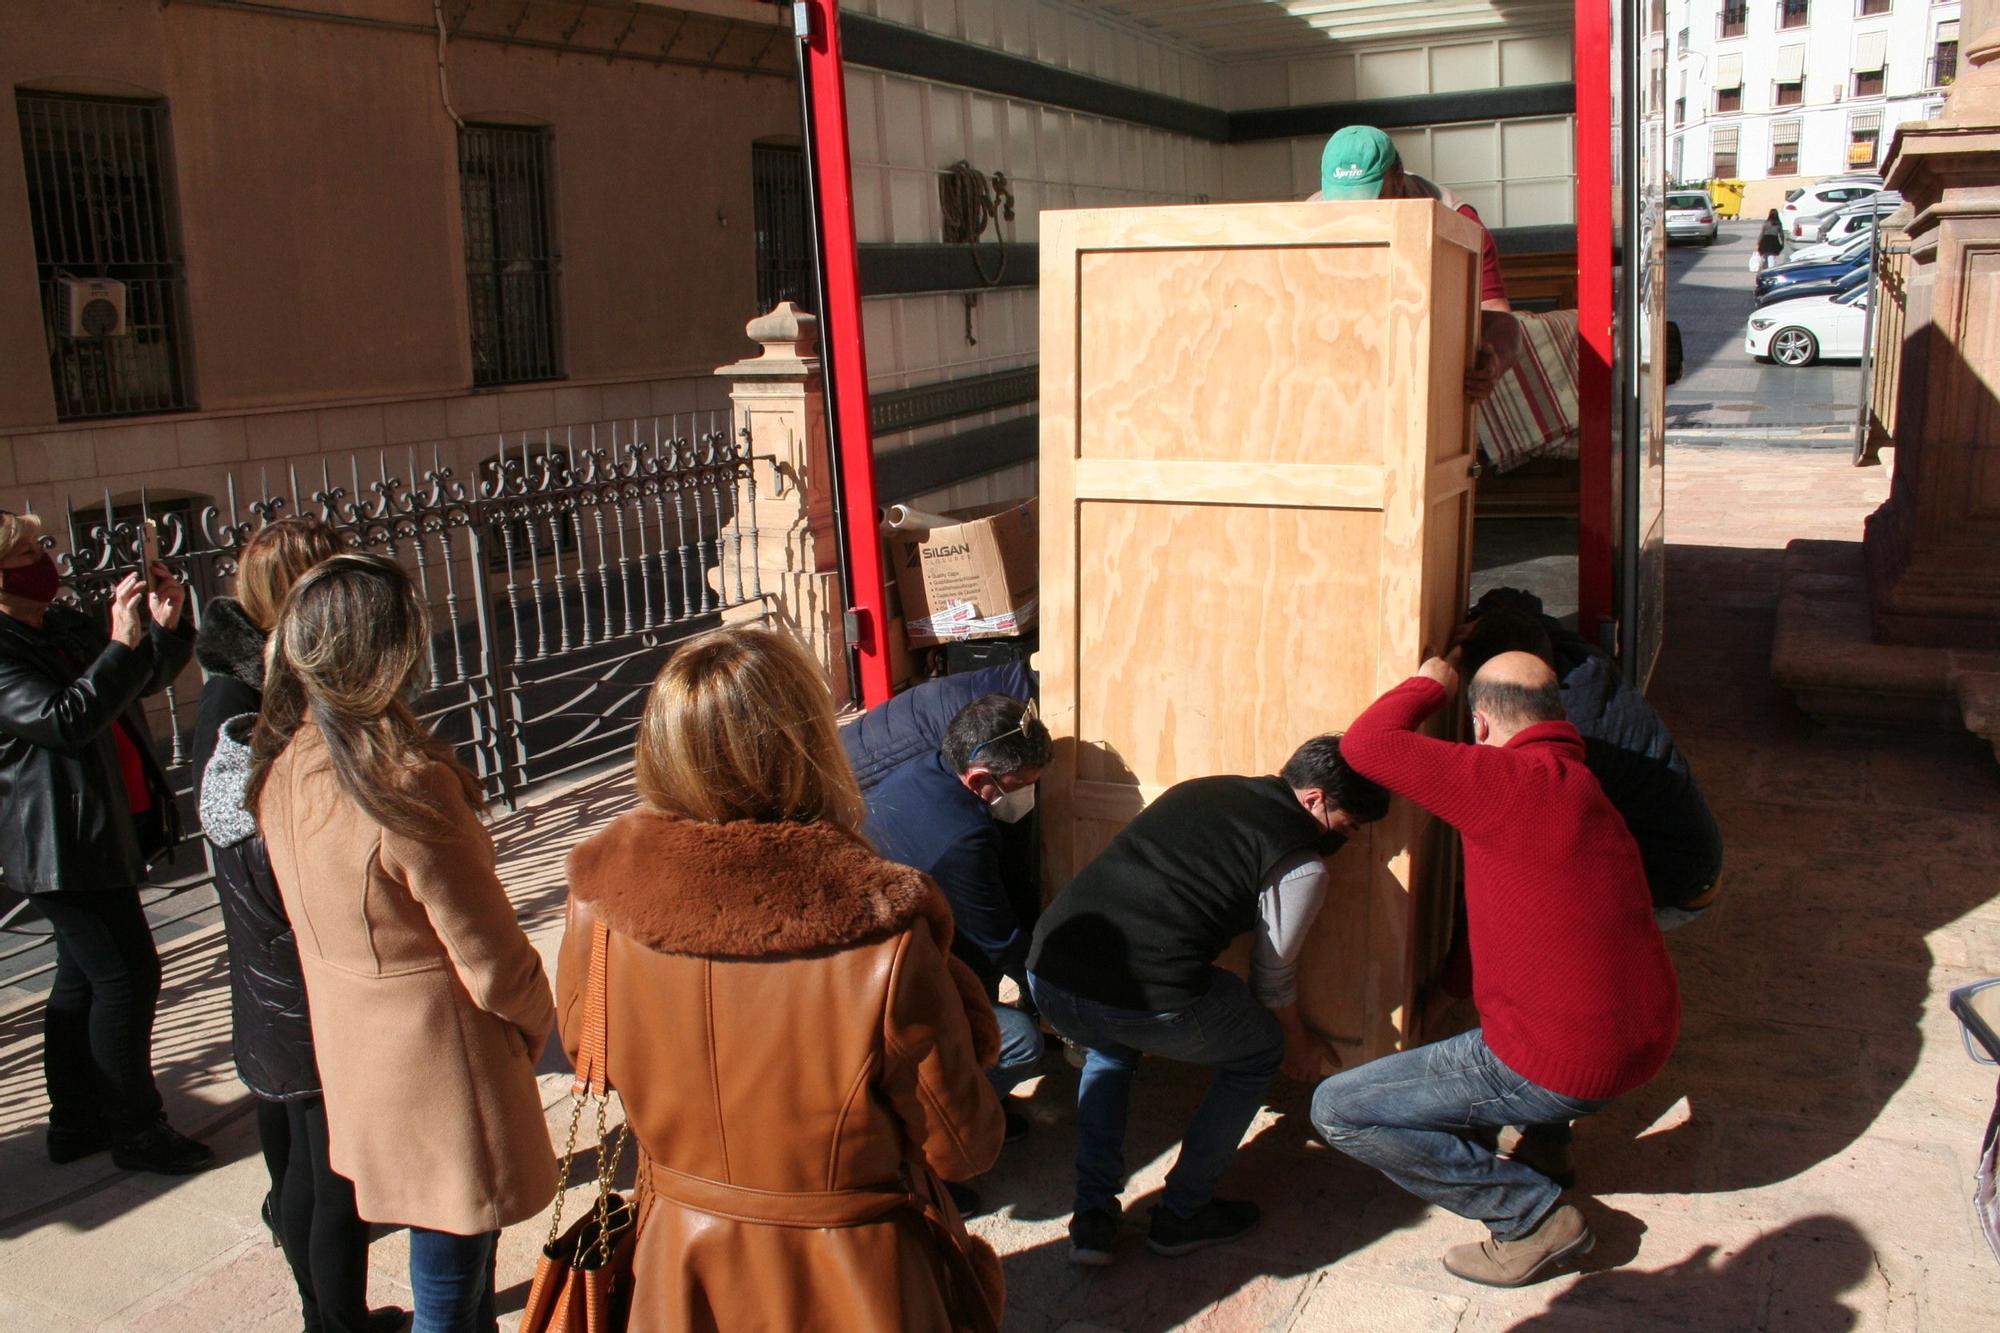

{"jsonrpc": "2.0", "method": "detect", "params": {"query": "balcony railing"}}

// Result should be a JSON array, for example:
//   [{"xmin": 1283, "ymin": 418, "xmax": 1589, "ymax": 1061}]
[{"xmin": 1719, "ymin": 3, "xmax": 1748, "ymax": 37}]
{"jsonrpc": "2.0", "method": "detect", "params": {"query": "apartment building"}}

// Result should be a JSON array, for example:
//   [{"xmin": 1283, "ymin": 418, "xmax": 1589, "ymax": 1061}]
[{"xmin": 1667, "ymin": 0, "xmax": 1960, "ymax": 202}]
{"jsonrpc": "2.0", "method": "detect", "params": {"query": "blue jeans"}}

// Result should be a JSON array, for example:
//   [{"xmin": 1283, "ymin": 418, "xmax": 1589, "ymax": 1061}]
[
  {"xmin": 989, "ymin": 1002, "xmax": 1045, "ymax": 1098},
  {"xmin": 1028, "ymin": 968, "xmax": 1283, "ymax": 1219},
  {"xmin": 1309, "ymin": 1029, "xmax": 1608, "ymax": 1241},
  {"xmin": 408, "ymin": 1228, "xmax": 498, "ymax": 1333}
]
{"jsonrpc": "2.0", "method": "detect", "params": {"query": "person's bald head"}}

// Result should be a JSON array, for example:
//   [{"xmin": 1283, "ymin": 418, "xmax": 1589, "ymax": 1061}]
[{"xmin": 1467, "ymin": 651, "xmax": 1564, "ymax": 746}]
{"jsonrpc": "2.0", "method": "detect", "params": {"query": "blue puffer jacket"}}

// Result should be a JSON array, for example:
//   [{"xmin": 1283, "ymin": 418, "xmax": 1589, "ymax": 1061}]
[{"xmin": 839, "ymin": 662, "xmax": 1035, "ymax": 792}]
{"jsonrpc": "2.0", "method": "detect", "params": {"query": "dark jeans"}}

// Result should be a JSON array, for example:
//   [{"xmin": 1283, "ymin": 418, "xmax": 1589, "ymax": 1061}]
[
  {"xmin": 257, "ymin": 1095, "xmax": 377, "ymax": 1333},
  {"xmin": 989, "ymin": 1002, "xmax": 1045, "ymax": 1098},
  {"xmin": 1029, "ymin": 967, "xmax": 1283, "ymax": 1219},
  {"xmin": 38, "ymin": 888, "xmax": 164, "ymax": 1141},
  {"xmin": 408, "ymin": 1227, "xmax": 498, "ymax": 1333},
  {"xmin": 1309, "ymin": 1029, "xmax": 1609, "ymax": 1241}
]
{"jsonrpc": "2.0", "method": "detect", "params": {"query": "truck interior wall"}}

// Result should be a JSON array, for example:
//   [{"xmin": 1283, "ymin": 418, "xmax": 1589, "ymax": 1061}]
[{"xmin": 845, "ymin": 3, "xmax": 1583, "ymax": 515}]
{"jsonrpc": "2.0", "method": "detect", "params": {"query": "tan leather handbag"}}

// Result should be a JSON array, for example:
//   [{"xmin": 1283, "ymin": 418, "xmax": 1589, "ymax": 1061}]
[{"xmin": 517, "ymin": 922, "xmax": 644, "ymax": 1333}]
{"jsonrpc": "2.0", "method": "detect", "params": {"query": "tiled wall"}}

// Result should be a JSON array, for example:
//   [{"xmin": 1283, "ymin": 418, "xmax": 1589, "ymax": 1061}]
[
  {"xmin": 844, "ymin": 0, "xmax": 1228, "ymax": 512},
  {"xmin": 845, "ymin": 9, "xmax": 1582, "ymax": 510},
  {"xmin": 1218, "ymin": 28, "xmax": 1578, "ymax": 227}
]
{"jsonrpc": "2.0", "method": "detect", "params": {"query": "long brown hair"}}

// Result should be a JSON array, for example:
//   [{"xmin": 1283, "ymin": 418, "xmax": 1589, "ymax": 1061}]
[
  {"xmin": 236, "ymin": 517, "xmax": 340, "ymax": 631},
  {"xmin": 634, "ymin": 624, "xmax": 863, "ymax": 832},
  {"xmin": 244, "ymin": 553, "xmax": 483, "ymax": 839}
]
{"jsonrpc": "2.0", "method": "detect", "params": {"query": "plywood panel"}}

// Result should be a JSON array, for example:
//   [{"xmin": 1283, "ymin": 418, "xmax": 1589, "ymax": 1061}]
[
  {"xmin": 1079, "ymin": 246, "xmax": 1391, "ymax": 466},
  {"xmin": 1074, "ymin": 502, "xmax": 1384, "ymax": 786},
  {"xmin": 1041, "ymin": 199, "xmax": 1480, "ymax": 1065}
]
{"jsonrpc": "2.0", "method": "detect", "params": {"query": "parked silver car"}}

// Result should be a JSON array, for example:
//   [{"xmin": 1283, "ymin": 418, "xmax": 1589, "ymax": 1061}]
[{"xmin": 1664, "ymin": 190, "xmax": 1719, "ymax": 244}]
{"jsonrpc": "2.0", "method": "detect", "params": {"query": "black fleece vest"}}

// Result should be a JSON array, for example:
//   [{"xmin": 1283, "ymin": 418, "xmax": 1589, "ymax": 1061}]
[{"xmin": 1028, "ymin": 775, "xmax": 1341, "ymax": 1011}]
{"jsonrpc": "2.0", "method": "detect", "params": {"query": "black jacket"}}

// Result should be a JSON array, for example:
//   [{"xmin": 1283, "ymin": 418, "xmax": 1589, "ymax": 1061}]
[
  {"xmin": 0, "ymin": 605, "xmax": 189, "ymax": 895},
  {"xmin": 191, "ymin": 598, "xmax": 265, "ymax": 786},
  {"xmin": 199, "ymin": 708, "xmax": 320, "ymax": 1099}
]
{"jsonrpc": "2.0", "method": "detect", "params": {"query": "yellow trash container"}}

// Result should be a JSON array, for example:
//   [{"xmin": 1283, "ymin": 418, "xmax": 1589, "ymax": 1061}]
[{"xmin": 1708, "ymin": 178, "xmax": 1744, "ymax": 219}]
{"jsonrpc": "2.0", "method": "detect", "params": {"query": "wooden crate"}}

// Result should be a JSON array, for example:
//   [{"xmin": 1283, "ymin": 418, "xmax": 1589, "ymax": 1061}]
[{"xmin": 1038, "ymin": 200, "xmax": 1481, "ymax": 1065}]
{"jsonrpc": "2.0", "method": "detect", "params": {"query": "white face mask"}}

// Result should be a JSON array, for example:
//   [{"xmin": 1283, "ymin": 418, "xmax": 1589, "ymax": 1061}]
[{"xmin": 988, "ymin": 784, "xmax": 1037, "ymax": 824}]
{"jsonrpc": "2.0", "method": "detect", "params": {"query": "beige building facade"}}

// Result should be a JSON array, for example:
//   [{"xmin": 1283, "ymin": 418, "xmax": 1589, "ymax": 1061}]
[{"xmin": 0, "ymin": 0, "xmax": 797, "ymax": 526}]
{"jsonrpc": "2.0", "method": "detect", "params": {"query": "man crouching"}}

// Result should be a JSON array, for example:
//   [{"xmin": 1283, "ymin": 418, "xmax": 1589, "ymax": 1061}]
[{"xmin": 1310, "ymin": 652, "xmax": 1679, "ymax": 1288}]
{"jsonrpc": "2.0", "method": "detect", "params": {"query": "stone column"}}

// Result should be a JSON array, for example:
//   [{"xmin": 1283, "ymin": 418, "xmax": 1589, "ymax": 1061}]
[
  {"xmin": 1864, "ymin": 7, "xmax": 2000, "ymax": 647},
  {"xmin": 714, "ymin": 303, "xmax": 850, "ymax": 707}
]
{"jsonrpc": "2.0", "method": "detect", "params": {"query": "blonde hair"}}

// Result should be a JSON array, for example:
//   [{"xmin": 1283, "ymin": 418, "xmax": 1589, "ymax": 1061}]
[
  {"xmin": 0, "ymin": 509, "xmax": 46, "ymax": 564},
  {"xmin": 635, "ymin": 625, "xmax": 863, "ymax": 832},
  {"xmin": 245, "ymin": 553, "xmax": 483, "ymax": 839},
  {"xmin": 237, "ymin": 517, "xmax": 341, "ymax": 631}
]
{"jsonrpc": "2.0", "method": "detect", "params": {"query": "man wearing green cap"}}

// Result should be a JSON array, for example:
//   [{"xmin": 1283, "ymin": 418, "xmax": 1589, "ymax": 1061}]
[{"xmin": 1316, "ymin": 126, "xmax": 1521, "ymax": 403}]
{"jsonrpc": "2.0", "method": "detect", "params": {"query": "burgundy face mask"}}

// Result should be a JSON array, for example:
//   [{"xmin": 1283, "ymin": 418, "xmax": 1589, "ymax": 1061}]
[{"xmin": 0, "ymin": 553, "xmax": 62, "ymax": 604}]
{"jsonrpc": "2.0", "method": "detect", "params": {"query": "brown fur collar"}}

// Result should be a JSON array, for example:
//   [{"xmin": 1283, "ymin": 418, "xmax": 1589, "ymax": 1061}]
[{"xmin": 567, "ymin": 809, "xmax": 946, "ymax": 960}]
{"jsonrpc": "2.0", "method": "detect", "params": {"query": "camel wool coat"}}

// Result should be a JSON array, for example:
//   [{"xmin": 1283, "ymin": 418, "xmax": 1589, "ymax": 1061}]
[
  {"xmin": 558, "ymin": 809, "xmax": 1006, "ymax": 1333},
  {"xmin": 259, "ymin": 726, "xmax": 558, "ymax": 1234}
]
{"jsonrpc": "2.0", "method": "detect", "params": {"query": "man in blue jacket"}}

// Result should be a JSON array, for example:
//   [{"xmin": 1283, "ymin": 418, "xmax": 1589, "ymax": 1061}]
[{"xmin": 864, "ymin": 693, "xmax": 1051, "ymax": 1129}]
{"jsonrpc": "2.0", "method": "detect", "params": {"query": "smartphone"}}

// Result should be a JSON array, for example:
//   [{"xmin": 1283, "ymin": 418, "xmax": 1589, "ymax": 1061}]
[{"xmin": 137, "ymin": 518, "xmax": 159, "ymax": 624}]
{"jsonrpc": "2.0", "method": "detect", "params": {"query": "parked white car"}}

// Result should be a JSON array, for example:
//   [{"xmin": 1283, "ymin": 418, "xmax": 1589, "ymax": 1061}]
[
  {"xmin": 1779, "ymin": 177, "xmax": 1883, "ymax": 250},
  {"xmin": 1664, "ymin": 190, "xmax": 1719, "ymax": 243},
  {"xmin": 1746, "ymin": 285, "xmax": 1872, "ymax": 366},
  {"xmin": 1790, "ymin": 198, "xmax": 1902, "ymax": 263}
]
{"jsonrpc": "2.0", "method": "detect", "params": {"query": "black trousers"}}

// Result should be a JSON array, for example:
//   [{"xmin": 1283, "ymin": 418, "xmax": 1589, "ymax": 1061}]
[
  {"xmin": 39, "ymin": 888, "xmax": 164, "ymax": 1141},
  {"xmin": 258, "ymin": 1095, "xmax": 377, "ymax": 1333}
]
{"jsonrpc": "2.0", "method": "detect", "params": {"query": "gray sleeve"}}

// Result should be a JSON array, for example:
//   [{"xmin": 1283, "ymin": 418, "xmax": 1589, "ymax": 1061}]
[{"xmin": 1249, "ymin": 849, "xmax": 1331, "ymax": 1009}]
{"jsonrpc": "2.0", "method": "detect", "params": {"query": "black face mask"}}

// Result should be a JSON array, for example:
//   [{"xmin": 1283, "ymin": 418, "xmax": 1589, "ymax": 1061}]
[{"xmin": 0, "ymin": 553, "xmax": 60, "ymax": 604}]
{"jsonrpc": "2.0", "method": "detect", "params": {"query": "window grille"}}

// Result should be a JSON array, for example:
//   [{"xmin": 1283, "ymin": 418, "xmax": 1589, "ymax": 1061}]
[
  {"xmin": 1848, "ymin": 111, "xmax": 1883, "ymax": 168},
  {"xmin": 752, "ymin": 144, "xmax": 815, "ymax": 316},
  {"xmin": 1713, "ymin": 125, "xmax": 1739, "ymax": 178},
  {"xmin": 458, "ymin": 125, "xmax": 562, "ymax": 386},
  {"xmin": 15, "ymin": 92, "xmax": 195, "ymax": 421},
  {"xmin": 1772, "ymin": 118, "xmax": 1802, "ymax": 174},
  {"xmin": 1720, "ymin": 2, "xmax": 1749, "ymax": 37}
]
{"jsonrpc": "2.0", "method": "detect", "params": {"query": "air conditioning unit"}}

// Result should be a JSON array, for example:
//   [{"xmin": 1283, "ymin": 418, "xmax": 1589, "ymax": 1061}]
[{"xmin": 57, "ymin": 277, "xmax": 128, "ymax": 338}]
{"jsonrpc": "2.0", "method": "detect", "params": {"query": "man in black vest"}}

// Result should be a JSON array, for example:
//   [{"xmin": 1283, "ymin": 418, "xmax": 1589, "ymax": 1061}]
[{"xmin": 1027, "ymin": 736, "xmax": 1389, "ymax": 1265}]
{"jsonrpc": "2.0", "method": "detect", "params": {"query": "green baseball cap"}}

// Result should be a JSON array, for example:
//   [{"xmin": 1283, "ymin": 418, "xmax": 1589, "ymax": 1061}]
[{"xmin": 1320, "ymin": 126, "xmax": 1399, "ymax": 200}]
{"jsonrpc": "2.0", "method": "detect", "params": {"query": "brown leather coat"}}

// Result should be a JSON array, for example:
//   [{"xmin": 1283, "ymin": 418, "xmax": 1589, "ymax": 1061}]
[{"xmin": 557, "ymin": 810, "xmax": 1005, "ymax": 1333}]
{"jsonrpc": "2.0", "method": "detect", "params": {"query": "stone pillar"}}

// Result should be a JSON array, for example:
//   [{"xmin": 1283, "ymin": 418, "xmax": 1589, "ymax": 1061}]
[
  {"xmin": 1863, "ymin": 8, "xmax": 2000, "ymax": 648},
  {"xmin": 714, "ymin": 303, "xmax": 850, "ymax": 708}
]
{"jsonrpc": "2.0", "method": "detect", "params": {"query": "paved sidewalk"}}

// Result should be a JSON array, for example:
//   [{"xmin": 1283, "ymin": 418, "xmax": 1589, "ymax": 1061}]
[{"xmin": 2, "ymin": 440, "xmax": 1997, "ymax": 1330}]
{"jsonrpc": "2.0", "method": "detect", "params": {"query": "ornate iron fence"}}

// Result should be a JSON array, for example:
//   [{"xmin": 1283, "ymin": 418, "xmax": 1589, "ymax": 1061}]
[{"xmin": 30, "ymin": 414, "xmax": 774, "ymax": 816}]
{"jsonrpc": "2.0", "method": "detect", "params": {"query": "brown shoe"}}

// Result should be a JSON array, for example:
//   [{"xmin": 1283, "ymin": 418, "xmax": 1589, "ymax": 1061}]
[{"xmin": 1442, "ymin": 1203, "xmax": 1594, "ymax": 1288}]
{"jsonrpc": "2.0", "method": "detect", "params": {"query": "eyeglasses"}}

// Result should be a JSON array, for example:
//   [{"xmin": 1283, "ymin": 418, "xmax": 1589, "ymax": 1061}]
[
  {"xmin": 968, "ymin": 698, "xmax": 1040, "ymax": 764},
  {"xmin": 1953, "ymin": 978, "xmax": 2000, "ymax": 1066}
]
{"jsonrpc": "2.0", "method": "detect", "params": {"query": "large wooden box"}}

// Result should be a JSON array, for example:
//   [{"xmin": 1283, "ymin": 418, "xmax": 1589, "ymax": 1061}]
[{"xmin": 1037, "ymin": 200, "xmax": 1481, "ymax": 1064}]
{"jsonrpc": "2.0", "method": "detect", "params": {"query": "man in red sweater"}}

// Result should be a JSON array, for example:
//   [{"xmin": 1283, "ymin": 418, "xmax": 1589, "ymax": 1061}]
[{"xmin": 1310, "ymin": 651, "xmax": 1679, "ymax": 1287}]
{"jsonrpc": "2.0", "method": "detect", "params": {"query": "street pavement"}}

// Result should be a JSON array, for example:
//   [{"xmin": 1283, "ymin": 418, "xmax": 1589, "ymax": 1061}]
[
  {"xmin": 3, "ymin": 438, "xmax": 1997, "ymax": 1330},
  {"xmin": 1666, "ymin": 220, "xmax": 1867, "ymax": 435}
]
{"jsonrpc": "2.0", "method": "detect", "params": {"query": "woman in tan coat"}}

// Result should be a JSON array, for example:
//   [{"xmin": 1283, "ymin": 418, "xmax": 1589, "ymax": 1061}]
[
  {"xmin": 249, "ymin": 554, "xmax": 557, "ymax": 1333},
  {"xmin": 557, "ymin": 625, "xmax": 1006, "ymax": 1332}
]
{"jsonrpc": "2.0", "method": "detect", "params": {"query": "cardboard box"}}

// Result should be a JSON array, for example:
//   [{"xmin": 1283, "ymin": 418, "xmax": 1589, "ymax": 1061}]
[{"xmin": 888, "ymin": 499, "xmax": 1039, "ymax": 647}]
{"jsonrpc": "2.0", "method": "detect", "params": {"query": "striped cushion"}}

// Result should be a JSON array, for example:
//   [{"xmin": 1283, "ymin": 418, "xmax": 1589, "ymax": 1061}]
[{"xmin": 1477, "ymin": 309, "xmax": 1580, "ymax": 474}]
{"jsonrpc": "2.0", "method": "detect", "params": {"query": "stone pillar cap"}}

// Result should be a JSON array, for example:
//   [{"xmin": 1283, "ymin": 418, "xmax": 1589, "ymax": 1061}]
[{"xmin": 718, "ymin": 302, "xmax": 821, "ymax": 378}]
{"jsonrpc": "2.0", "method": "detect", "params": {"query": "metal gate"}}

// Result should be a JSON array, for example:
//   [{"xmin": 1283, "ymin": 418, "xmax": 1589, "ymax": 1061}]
[{"xmin": 34, "ymin": 416, "xmax": 774, "ymax": 813}]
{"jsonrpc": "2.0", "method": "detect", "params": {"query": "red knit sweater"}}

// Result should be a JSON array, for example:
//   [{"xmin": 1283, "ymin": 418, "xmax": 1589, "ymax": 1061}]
[{"xmin": 1344, "ymin": 677, "xmax": 1679, "ymax": 1100}]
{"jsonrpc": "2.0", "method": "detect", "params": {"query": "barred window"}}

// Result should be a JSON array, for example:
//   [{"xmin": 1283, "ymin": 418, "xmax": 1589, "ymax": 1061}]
[
  {"xmin": 16, "ymin": 92, "xmax": 195, "ymax": 421},
  {"xmin": 752, "ymin": 143, "xmax": 814, "ymax": 316},
  {"xmin": 458, "ymin": 124, "xmax": 563, "ymax": 387},
  {"xmin": 1712, "ymin": 125, "xmax": 1739, "ymax": 177},
  {"xmin": 1771, "ymin": 118, "xmax": 1802, "ymax": 175}
]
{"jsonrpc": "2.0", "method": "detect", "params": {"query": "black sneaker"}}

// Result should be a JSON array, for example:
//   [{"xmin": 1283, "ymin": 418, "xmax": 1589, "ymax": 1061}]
[
  {"xmin": 362, "ymin": 1307, "xmax": 411, "ymax": 1333},
  {"xmin": 46, "ymin": 1125, "xmax": 108, "ymax": 1164},
  {"xmin": 111, "ymin": 1119, "xmax": 216, "ymax": 1176},
  {"xmin": 1004, "ymin": 1109, "xmax": 1030, "ymax": 1143},
  {"xmin": 946, "ymin": 1180, "xmax": 987, "ymax": 1218},
  {"xmin": 1146, "ymin": 1198, "xmax": 1260, "ymax": 1257},
  {"xmin": 1069, "ymin": 1206, "xmax": 1121, "ymax": 1267}
]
